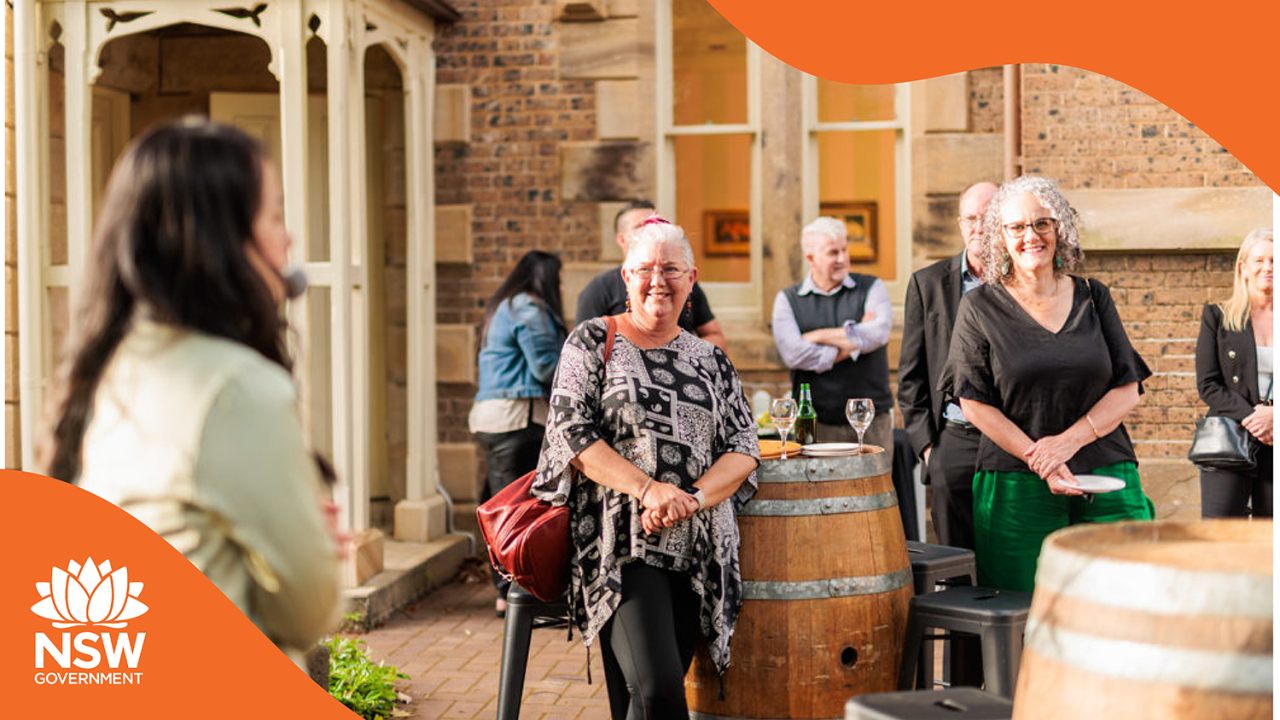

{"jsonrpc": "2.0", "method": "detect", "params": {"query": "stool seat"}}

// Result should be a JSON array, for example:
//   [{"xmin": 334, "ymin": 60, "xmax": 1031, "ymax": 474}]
[
  {"xmin": 845, "ymin": 687, "xmax": 1013, "ymax": 720},
  {"xmin": 906, "ymin": 541, "xmax": 978, "ymax": 594},
  {"xmin": 910, "ymin": 586, "xmax": 1030, "ymax": 626},
  {"xmin": 898, "ymin": 586, "xmax": 1031, "ymax": 700},
  {"xmin": 497, "ymin": 584, "xmax": 570, "ymax": 720},
  {"xmin": 904, "ymin": 542, "xmax": 979, "ymax": 689}
]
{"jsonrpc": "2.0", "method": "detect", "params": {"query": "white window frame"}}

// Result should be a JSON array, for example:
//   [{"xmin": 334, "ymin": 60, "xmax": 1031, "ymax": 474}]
[
  {"xmin": 801, "ymin": 76, "xmax": 913, "ymax": 301},
  {"xmin": 655, "ymin": 0, "xmax": 763, "ymax": 322}
]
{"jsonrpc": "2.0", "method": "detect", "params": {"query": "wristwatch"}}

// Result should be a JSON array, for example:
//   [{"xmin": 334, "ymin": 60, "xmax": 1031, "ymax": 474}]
[{"xmin": 689, "ymin": 487, "xmax": 707, "ymax": 512}]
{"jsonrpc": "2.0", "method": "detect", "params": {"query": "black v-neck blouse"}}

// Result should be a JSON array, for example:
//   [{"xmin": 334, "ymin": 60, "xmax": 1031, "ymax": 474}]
[{"xmin": 939, "ymin": 276, "xmax": 1151, "ymax": 474}]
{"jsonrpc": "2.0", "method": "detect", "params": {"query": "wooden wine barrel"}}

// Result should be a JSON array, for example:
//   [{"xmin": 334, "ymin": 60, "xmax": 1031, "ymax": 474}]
[
  {"xmin": 687, "ymin": 447, "xmax": 912, "ymax": 720},
  {"xmin": 1014, "ymin": 520, "xmax": 1273, "ymax": 720}
]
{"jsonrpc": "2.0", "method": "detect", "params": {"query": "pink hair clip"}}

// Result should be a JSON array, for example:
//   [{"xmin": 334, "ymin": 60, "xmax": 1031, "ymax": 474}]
[{"xmin": 639, "ymin": 216, "xmax": 672, "ymax": 228}]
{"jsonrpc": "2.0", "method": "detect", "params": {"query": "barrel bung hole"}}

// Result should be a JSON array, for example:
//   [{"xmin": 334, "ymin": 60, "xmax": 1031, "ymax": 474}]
[{"xmin": 840, "ymin": 646, "xmax": 857, "ymax": 668}]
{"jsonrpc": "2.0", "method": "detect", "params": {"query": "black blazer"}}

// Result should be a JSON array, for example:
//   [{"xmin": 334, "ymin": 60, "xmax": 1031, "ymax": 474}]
[
  {"xmin": 898, "ymin": 253, "xmax": 965, "ymax": 457},
  {"xmin": 1196, "ymin": 303, "xmax": 1263, "ymax": 421}
]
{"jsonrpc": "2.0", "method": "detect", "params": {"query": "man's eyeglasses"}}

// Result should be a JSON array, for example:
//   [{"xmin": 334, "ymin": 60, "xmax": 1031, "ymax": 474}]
[
  {"xmin": 1002, "ymin": 218, "xmax": 1056, "ymax": 238},
  {"xmin": 628, "ymin": 265, "xmax": 689, "ymax": 281}
]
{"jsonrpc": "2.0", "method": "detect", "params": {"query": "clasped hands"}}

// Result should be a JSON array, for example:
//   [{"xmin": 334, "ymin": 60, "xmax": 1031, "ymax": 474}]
[
  {"xmin": 639, "ymin": 480, "xmax": 699, "ymax": 535},
  {"xmin": 1242, "ymin": 404, "xmax": 1273, "ymax": 445},
  {"xmin": 1024, "ymin": 434, "xmax": 1086, "ymax": 496}
]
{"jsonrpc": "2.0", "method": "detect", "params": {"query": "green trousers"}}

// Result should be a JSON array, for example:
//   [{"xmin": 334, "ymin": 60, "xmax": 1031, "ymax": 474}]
[{"xmin": 972, "ymin": 461, "xmax": 1155, "ymax": 592}]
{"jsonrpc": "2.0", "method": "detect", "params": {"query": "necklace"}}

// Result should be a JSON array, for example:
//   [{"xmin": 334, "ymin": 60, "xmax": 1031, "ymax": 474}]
[
  {"xmin": 1007, "ymin": 276, "xmax": 1061, "ymax": 308},
  {"xmin": 624, "ymin": 312, "xmax": 676, "ymax": 347}
]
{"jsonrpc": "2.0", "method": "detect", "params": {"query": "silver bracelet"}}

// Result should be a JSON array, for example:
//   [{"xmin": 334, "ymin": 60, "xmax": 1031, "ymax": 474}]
[{"xmin": 638, "ymin": 476, "xmax": 653, "ymax": 505}]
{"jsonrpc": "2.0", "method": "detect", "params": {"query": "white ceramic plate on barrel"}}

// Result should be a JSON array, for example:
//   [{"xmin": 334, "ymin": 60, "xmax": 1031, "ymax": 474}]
[
  {"xmin": 802, "ymin": 442, "xmax": 861, "ymax": 457},
  {"xmin": 1070, "ymin": 474, "xmax": 1126, "ymax": 493}
]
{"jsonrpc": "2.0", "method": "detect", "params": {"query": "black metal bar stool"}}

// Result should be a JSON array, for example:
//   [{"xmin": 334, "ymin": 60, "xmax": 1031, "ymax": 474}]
[
  {"xmin": 845, "ymin": 687, "xmax": 1013, "ymax": 720},
  {"xmin": 897, "ymin": 586, "xmax": 1031, "ymax": 700},
  {"xmin": 496, "ymin": 584, "xmax": 570, "ymax": 720},
  {"xmin": 906, "ymin": 541, "xmax": 977, "ymax": 594},
  {"xmin": 906, "ymin": 541, "xmax": 978, "ymax": 690}
]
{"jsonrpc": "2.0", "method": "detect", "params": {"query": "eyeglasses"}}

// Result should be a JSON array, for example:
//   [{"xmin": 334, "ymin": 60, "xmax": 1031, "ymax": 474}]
[
  {"xmin": 627, "ymin": 265, "xmax": 689, "ymax": 281},
  {"xmin": 1002, "ymin": 218, "xmax": 1057, "ymax": 238},
  {"xmin": 958, "ymin": 215, "xmax": 983, "ymax": 229}
]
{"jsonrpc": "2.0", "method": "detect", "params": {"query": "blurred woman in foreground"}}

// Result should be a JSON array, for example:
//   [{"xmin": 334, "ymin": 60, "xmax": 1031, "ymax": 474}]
[{"xmin": 38, "ymin": 117, "xmax": 342, "ymax": 667}]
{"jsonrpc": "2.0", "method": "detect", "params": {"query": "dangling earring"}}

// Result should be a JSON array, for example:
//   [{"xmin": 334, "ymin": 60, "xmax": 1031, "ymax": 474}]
[
  {"xmin": 626, "ymin": 298, "xmax": 632, "ymax": 313},
  {"xmin": 685, "ymin": 299, "xmax": 693, "ymax": 316},
  {"xmin": 1000, "ymin": 257, "xmax": 1011, "ymax": 275},
  {"xmin": 1054, "ymin": 255, "xmax": 1064, "ymax": 269}
]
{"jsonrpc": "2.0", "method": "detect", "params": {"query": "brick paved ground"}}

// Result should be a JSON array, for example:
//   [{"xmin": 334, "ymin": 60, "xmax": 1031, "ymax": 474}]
[
  {"xmin": 357, "ymin": 573, "xmax": 609, "ymax": 720},
  {"xmin": 356, "ymin": 566, "xmax": 952, "ymax": 720}
]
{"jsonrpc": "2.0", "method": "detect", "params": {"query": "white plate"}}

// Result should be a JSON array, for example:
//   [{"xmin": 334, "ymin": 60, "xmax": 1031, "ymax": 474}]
[
  {"xmin": 1070, "ymin": 474, "xmax": 1126, "ymax": 493},
  {"xmin": 802, "ymin": 443, "xmax": 860, "ymax": 453}
]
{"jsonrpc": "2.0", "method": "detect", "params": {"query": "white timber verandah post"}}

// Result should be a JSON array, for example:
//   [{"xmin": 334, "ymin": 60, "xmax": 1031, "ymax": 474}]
[
  {"xmin": 393, "ymin": 11, "xmax": 446, "ymax": 543},
  {"xmin": 15, "ymin": 0, "xmax": 49, "ymax": 470},
  {"xmin": 320, "ymin": 0, "xmax": 363, "ymax": 534},
  {"xmin": 61, "ymin": 1, "xmax": 92, "ymax": 316}
]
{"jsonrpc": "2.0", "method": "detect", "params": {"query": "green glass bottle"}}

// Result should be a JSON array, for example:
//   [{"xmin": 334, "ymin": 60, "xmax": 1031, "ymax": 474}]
[{"xmin": 795, "ymin": 383, "xmax": 818, "ymax": 445}]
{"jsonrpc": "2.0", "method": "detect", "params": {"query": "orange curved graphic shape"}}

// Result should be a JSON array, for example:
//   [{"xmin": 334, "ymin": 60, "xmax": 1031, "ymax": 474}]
[
  {"xmin": 0, "ymin": 471, "xmax": 352, "ymax": 719},
  {"xmin": 709, "ymin": 0, "xmax": 1280, "ymax": 190}
]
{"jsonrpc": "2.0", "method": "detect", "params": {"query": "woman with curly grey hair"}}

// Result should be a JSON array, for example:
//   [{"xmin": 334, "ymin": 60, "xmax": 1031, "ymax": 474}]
[{"xmin": 940, "ymin": 176, "xmax": 1154, "ymax": 592}]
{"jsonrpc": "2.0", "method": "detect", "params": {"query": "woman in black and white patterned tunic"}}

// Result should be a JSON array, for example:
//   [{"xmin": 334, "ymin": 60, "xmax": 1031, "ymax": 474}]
[{"xmin": 532, "ymin": 217, "xmax": 759, "ymax": 720}]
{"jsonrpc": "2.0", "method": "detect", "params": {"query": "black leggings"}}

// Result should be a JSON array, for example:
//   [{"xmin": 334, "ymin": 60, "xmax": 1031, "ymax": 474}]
[
  {"xmin": 1200, "ymin": 444, "xmax": 1274, "ymax": 518},
  {"xmin": 474, "ymin": 423, "xmax": 545, "ymax": 595},
  {"xmin": 599, "ymin": 562, "xmax": 700, "ymax": 720}
]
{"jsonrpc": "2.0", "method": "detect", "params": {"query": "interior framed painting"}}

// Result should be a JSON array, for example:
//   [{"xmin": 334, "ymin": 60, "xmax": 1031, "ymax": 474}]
[
  {"xmin": 821, "ymin": 201, "xmax": 878, "ymax": 262},
  {"xmin": 702, "ymin": 209, "xmax": 750, "ymax": 256}
]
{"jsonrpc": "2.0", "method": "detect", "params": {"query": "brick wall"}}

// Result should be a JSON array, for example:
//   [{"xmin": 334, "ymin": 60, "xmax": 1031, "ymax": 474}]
[
  {"xmin": 1020, "ymin": 64, "xmax": 1256, "ymax": 189},
  {"xmin": 967, "ymin": 66, "xmax": 1003, "ymax": 134},
  {"xmin": 432, "ymin": 1, "xmax": 603, "ymax": 445},
  {"xmin": 1085, "ymin": 252, "xmax": 1235, "ymax": 460}
]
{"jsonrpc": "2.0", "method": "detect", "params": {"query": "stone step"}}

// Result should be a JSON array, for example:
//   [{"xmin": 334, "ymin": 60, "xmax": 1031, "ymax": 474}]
[{"xmin": 343, "ymin": 534, "xmax": 470, "ymax": 631}]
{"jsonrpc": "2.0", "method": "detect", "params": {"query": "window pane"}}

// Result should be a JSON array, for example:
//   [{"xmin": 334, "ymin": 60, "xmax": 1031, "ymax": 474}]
[
  {"xmin": 672, "ymin": 0, "xmax": 747, "ymax": 126},
  {"xmin": 300, "ymin": 285, "xmax": 333, "ymax": 458},
  {"xmin": 817, "ymin": 80, "xmax": 896, "ymax": 124},
  {"xmin": 674, "ymin": 133, "xmax": 751, "ymax": 283},
  {"xmin": 816, "ymin": 129, "xmax": 897, "ymax": 281}
]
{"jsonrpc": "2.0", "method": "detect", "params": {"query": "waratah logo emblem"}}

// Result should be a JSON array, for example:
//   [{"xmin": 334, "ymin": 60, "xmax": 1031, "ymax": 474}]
[{"xmin": 31, "ymin": 558, "xmax": 149, "ymax": 629}]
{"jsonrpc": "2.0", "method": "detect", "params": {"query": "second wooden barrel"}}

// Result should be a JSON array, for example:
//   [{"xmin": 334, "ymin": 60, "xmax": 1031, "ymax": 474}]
[
  {"xmin": 687, "ymin": 447, "xmax": 911, "ymax": 719},
  {"xmin": 1014, "ymin": 519, "xmax": 1273, "ymax": 720}
]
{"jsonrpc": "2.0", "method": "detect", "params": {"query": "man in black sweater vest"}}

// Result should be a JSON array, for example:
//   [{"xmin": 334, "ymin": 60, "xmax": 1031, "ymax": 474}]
[{"xmin": 772, "ymin": 216, "xmax": 894, "ymax": 465}]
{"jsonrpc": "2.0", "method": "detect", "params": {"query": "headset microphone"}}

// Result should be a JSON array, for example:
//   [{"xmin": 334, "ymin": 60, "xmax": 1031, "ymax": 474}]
[{"xmin": 281, "ymin": 265, "xmax": 308, "ymax": 300}]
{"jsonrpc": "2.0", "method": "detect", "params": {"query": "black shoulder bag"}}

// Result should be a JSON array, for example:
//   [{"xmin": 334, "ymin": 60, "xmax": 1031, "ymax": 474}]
[{"xmin": 1188, "ymin": 377, "xmax": 1269, "ymax": 473}]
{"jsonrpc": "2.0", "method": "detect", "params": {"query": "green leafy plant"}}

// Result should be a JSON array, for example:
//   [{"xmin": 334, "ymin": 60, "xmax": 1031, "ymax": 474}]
[{"xmin": 326, "ymin": 636, "xmax": 410, "ymax": 719}]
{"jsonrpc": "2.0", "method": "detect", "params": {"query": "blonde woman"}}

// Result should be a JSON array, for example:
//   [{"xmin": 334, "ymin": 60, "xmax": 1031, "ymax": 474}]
[{"xmin": 1195, "ymin": 228, "xmax": 1274, "ymax": 517}]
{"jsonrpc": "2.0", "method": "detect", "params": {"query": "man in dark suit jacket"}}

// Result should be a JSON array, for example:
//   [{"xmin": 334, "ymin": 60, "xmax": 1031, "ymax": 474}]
[{"xmin": 898, "ymin": 182, "xmax": 998, "ymax": 550}]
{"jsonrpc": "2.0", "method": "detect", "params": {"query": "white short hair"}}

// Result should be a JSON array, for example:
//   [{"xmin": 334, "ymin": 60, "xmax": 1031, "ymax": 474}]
[
  {"xmin": 801, "ymin": 216, "xmax": 847, "ymax": 253},
  {"xmin": 624, "ymin": 217, "xmax": 695, "ymax": 269}
]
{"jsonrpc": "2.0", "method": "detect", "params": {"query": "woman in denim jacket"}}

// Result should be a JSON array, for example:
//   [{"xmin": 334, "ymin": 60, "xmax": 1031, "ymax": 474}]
[{"xmin": 469, "ymin": 250, "xmax": 567, "ymax": 615}]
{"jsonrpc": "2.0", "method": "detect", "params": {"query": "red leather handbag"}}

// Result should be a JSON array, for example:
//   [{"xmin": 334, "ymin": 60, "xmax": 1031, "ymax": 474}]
[
  {"xmin": 475, "ymin": 316, "xmax": 617, "ymax": 602},
  {"xmin": 476, "ymin": 469, "xmax": 570, "ymax": 601}
]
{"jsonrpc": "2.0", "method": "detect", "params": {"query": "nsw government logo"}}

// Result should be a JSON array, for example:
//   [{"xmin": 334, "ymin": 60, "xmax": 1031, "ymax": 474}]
[{"xmin": 31, "ymin": 558, "xmax": 148, "ymax": 685}]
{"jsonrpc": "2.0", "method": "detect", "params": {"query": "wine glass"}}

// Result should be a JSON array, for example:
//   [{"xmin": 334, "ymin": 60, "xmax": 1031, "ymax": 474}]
[
  {"xmin": 845, "ymin": 398, "xmax": 875, "ymax": 455},
  {"xmin": 770, "ymin": 398, "xmax": 798, "ymax": 459}
]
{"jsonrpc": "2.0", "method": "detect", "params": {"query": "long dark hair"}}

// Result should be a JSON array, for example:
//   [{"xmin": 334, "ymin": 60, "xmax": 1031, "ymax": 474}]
[
  {"xmin": 38, "ymin": 117, "xmax": 290, "ymax": 482},
  {"xmin": 480, "ymin": 250, "xmax": 563, "ymax": 344}
]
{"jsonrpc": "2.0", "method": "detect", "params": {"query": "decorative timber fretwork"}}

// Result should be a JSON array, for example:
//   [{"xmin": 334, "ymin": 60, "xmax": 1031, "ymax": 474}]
[
  {"xmin": 99, "ymin": 8, "xmax": 153, "ymax": 32},
  {"xmin": 214, "ymin": 3, "xmax": 269, "ymax": 28},
  {"xmin": 308, "ymin": 13, "xmax": 321, "ymax": 34}
]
